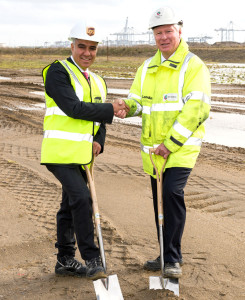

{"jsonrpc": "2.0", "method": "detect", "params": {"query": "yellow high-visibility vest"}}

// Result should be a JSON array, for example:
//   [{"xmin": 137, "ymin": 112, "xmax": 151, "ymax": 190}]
[
  {"xmin": 41, "ymin": 59, "xmax": 107, "ymax": 165},
  {"xmin": 125, "ymin": 39, "xmax": 211, "ymax": 177}
]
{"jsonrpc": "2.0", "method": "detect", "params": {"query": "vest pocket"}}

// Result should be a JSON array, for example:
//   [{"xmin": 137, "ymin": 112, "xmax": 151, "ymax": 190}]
[{"xmin": 93, "ymin": 96, "xmax": 102, "ymax": 103}]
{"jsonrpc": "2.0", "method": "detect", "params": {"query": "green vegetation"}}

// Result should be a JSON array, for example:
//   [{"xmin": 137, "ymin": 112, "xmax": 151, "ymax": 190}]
[
  {"xmin": 0, "ymin": 43, "xmax": 244, "ymax": 77},
  {"xmin": 0, "ymin": 47, "xmax": 152, "ymax": 77}
]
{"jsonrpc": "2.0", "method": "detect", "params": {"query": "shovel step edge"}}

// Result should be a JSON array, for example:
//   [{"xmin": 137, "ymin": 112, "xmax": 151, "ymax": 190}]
[
  {"xmin": 149, "ymin": 276, "xmax": 179, "ymax": 297},
  {"xmin": 93, "ymin": 274, "xmax": 124, "ymax": 300}
]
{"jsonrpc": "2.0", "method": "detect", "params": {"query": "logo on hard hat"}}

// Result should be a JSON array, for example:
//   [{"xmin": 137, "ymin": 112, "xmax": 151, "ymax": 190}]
[
  {"xmin": 156, "ymin": 11, "xmax": 162, "ymax": 18},
  {"xmin": 86, "ymin": 27, "xmax": 95, "ymax": 36}
]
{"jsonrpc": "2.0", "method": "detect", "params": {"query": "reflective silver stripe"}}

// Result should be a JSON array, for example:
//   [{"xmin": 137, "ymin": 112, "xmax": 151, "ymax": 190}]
[
  {"xmin": 184, "ymin": 137, "xmax": 202, "ymax": 146},
  {"xmin": 142, "ymin": 106, "xmax": 151, "ymax": 114},
  {"xmin": 45, "ymin": 106, "xmax": 66, "ymax": 117},
  {"xmin": 44, "ymin": 130, "xmax": 93, "ymax": 143},
  {"xmin": 132, "ymin": 100, "xmax": 142, "ymax": 116},
  {"xmin": 128, "ymin": 92, "xmax": 141, "ymax": 100},
  {"xmin": 90, "ymin": 72, "xmax": 106, "ymax": 102},
  {"xmin": 153, "ymin": 143, "xmax": 160, "ymax": 150},
  {"xmin": 141, "ymin": 143, "xmax": 160, "ymax": 154},
  {"xmin": 127, "ymin": 93, "xmax": 142, "ymax": 116},
  {"xmin": 178, "ymin": 52, "xmax": 195, "ymax": 107},
  {"xmin": 61, "ymin": 60, "xmax": 84, "ymax": 102},
  {"xmin": 140, "ymin": 52, "xmax": 195, "ymax": 112},
  {"xmin": 141, "ymin": 138, "xmax": 202, "ymax": 149},
  {"xmin": 141, "ymin": 138, "xmax": 201, "ymax": 153},
  {"xmin": 183, "ymin": 91, "xmax": 211, "ymax": 105},
  {"xmin": 173, "ymin": 120, "xmax": 192, "ymax": 139},
  {"xmin": 141, "ymin": 144, "xmax": 150, "ymax": 154},
  {"xmin": 94, "ymin": 122, "xmax": 100, "ymax": 127},
  {"xmin": 141, "ymin": 57, "xmax": 153, "ymax": 95},
  {"xmin": 151, "ymin": 103, "xmax": 182, "ymax": 112}
]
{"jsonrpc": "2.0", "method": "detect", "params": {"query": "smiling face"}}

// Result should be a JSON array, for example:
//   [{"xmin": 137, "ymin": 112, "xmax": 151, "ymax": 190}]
[
  {"xmin": 71, "ymin": 38, "xmax": 98, "ymax": 70},
  {"xmin": 153, "ymin": 24, "xmax": 182, "ymax": 59}
]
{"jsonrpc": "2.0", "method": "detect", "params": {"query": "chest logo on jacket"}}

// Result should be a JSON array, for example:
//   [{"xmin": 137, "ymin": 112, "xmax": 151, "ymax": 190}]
[{"xmin": 163, "ymin": 93, "xmax": 177, "ymax": 102}]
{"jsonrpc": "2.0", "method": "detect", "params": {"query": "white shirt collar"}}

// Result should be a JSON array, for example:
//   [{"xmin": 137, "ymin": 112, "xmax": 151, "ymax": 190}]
[
  {"xmin": 161, "ymin": 53, "xmax": 166, "ymax": 64},
  {"xmin": 161, "ymin": 52, "xmax": 175, "ymax": 64},
  {"xmin": 71, "ymin": 56, "xmax": 89, "ymax": 73}
]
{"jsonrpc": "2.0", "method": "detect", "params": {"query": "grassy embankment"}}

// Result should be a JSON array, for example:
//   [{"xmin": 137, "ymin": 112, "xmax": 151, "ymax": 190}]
[
  {"xmin": 0, "ymin": 47, "xmax": 146, "ymax": 78},
  {"xmin": 0, "ymin": 43, "xmax": 244, "ymax": 78}
]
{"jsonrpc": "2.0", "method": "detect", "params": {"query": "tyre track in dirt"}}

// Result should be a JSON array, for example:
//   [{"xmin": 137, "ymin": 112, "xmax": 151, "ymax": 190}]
[
  {"xmin": 1, "ymin": 72, "xmax": 245, "ymax": 299},
  {"xmin": 1, "ymin": 137, "xmax": 244, "ymax": 225},
  {"xmin": 1, "ymin": 90, "xmax": 244, "ymax": 223},
  {"xmin": 0, "ymin": 155, "xmax": 141, "ymax": 274}
]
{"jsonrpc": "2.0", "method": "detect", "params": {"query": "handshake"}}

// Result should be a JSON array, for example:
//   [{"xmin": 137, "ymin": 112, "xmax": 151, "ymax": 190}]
[{"xmin": 112, "ymin": 99, "xmax": 130, "ymax": 119}]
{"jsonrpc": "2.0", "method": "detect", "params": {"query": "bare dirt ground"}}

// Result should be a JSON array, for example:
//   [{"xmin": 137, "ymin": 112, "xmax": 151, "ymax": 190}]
[{"xmin": 0, "ymin": 68, "xmax": 245, "ymax": 300}]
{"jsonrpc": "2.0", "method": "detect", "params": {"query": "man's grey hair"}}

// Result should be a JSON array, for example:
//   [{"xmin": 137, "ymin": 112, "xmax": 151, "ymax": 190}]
[{"xmin": 173, "ymin": 24, "xmax": 182, "ymax": 32}]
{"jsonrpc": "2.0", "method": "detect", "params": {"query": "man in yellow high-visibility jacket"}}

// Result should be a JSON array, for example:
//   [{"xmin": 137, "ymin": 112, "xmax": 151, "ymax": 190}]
[
  {"xmin": 116, "ymin": 7, "xmax": 211, "ymax": 278},
  {"xmin": 41, "ymin": 20, "xmax": 128, "ymax": 280}
]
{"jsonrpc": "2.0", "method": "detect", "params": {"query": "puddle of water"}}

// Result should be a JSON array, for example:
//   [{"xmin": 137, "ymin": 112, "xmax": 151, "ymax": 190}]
[
  {"xmin": 209, "ymin": 64, "xmax": 245, "ymax": 85},
  {"xmin": 204, "ymin": 112, "xmax": 245, "ymax": 148},
  {"xmin": 28, "ymin": 90, "xmax": 245, "ymax": 148},
  {"xmin": 212, "ymin": 94, "xmax": 245, "ymax": 98},
  {"xmin": 114, "ymin": 116, "xmax": 142, "ymax": 126},
  {"xmin": 0, "ymin": 76, "xmax": 11, "ymax": 80},
  {"xmin": 114, "ymin": 112, "xmax": 245, "ymax": 149},
  {"xmin": 33, "ymin": 103, "xmax": 45, "ymax": 108},
  {"xmin": 30, "ymin": 91, "xmax": 45, "ymax": 96},
  {"xmin": 207, "ymin": 63, "xmax": 245, "ymax": 67},
  {"xmin": 30, "ymin": 90, "xmax": 245, "ymax": 102},
  {"xmin": 212, "ymin": 101, "xmax": 245, "ymax": 110},
  {"xmin": 15, "ymin": 103, "xmax": 45, "ymax": 110},
  {"xmin": 104, "ymin": 76, "xmax": 134, "ymax": 80},
  {"xmin": 108, "ymin": 88, "xmax": 129, "ymax": 95}
]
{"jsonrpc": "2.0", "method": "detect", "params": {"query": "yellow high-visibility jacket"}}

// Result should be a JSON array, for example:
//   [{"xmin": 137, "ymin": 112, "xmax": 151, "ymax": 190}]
[
  {"xmin": 41, "ymin": 59, "xmax": 107, "ymax": 165},
  {"xmin": 125, "ymin": 39, "xmax": 211, "ymax": 177}
]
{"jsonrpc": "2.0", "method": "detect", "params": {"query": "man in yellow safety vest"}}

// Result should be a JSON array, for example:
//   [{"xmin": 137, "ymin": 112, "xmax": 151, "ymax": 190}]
[
  {"xmin": 41, "ymin": 20, "xmax": 128, "ymax": 280},
  {"xmin": 116, "ymin": 6, "xmax": 211, "ymax": 278}
]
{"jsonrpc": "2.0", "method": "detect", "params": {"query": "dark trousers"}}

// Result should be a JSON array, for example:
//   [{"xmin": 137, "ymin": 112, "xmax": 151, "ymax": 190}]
[
  {"xmin": 46, "ymin": 165, "xmax": 100, "ymax": 261},
  {"xmin": 150, "ymin": 167, "xmax": 192, "ymax": 263}
]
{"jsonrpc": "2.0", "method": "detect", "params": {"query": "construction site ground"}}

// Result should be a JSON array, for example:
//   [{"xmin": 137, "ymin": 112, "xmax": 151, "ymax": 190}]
[{"xmin": 0, "ymin": 63, "xmax": 245, "ymax": 300}]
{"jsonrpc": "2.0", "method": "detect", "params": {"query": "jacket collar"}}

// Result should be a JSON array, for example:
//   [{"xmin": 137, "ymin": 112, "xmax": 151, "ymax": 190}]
[
  {"xmin": 68, "ymin": 56, "xmax": 89, "ymax": 73},
  {"xmin": 148, "ymin": 39, "xmax": 189, "ymax": 72}
]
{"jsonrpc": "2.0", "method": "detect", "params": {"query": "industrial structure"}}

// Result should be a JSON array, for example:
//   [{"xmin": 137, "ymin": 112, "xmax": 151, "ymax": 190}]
[
  {"xmin": 187, "ymin": 36, "xmax": 212, "ymax": 43},
  {"xmin": 43, "ymin": 18, "xmax": 245, "ymax": 47},
  {"xmin": 102, "ymin": 18, "xmax": 245, "ymax": 46},
  {"xmin": 102, "ymin": 17, "xmax": 155, "ymax": 46},
  {"xmin": 44, "ymin": 41, "xmax": 70, "ymax": 48},
  {"xmin": 215, "ymin": 21, "xmax": 245, "ymax": 42}
]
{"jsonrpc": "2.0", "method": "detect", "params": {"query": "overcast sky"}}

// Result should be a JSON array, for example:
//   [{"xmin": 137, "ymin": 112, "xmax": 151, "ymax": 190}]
[{"xmin": 0, "ymin": 0, "xmax": 245, "ymax": 46}]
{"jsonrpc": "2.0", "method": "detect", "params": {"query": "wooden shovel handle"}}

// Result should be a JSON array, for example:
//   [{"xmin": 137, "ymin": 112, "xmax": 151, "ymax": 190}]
[
  {"xmin": 149, "ymin": 148, "xmax": 167, "ymax": 226},
  {"xmin": 149, "ymin": 148, "xmax": 167, "ymax": 184},
  {"xmin": 84, "ymin": 157, "xmax": 101, "ymax": 227}
]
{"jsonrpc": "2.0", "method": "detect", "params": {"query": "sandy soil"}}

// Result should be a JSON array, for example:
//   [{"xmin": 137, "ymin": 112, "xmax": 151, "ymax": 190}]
[{"xmin": 0, "ymin": 69, "xmax": 245, "ymax": 300}]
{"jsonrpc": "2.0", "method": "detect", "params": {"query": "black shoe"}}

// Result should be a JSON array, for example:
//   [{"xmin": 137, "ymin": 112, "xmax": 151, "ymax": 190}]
[
  {"xmin": 85, "ymin": 256, "xmax": 107, "ymax": 280},
  {"xmin": 55, "ymin": 255, "xmax": 87, "ymax": 277},
  {"xmin": 144, "ymin": 256, "xmax": 161, "ymax": 271},
  {"xmin": 163, "ymin": 262, "xmax": 182, "ymax": 278},
  {"xmin": 179, "ymin": 258, "xmax": 184, "ymax": 266},
  {"xmin": 144, "ymin": 256, "xmax": 184, "ymax": 271}
]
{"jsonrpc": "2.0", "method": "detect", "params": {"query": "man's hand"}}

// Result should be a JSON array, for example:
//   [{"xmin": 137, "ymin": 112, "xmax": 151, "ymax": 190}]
[
  {"xmin": 154, "ymin": 143, "xmax": 171, "ymax": 159},
  {"xmin": 112, "ymin": 99, "xmax": 130, "ymax": 118},
  {"xmin": 93, "ymin": 141, "xmax": 101, "ymax": 157}
]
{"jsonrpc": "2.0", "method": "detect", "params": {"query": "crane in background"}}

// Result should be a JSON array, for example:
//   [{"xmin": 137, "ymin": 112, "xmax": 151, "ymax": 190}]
[{"xmin": 215, "ymin": 21, "xmax": 245, "ymax": 42}]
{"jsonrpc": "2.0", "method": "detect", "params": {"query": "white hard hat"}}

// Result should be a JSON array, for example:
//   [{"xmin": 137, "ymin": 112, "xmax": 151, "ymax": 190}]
[
  {"xmin": 149, "ymin": 6, "xmax": 183, "ymax": 29},
  {"xmin": 68, "ymin": 20, "xmax": 100, "ymax": 43}
]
